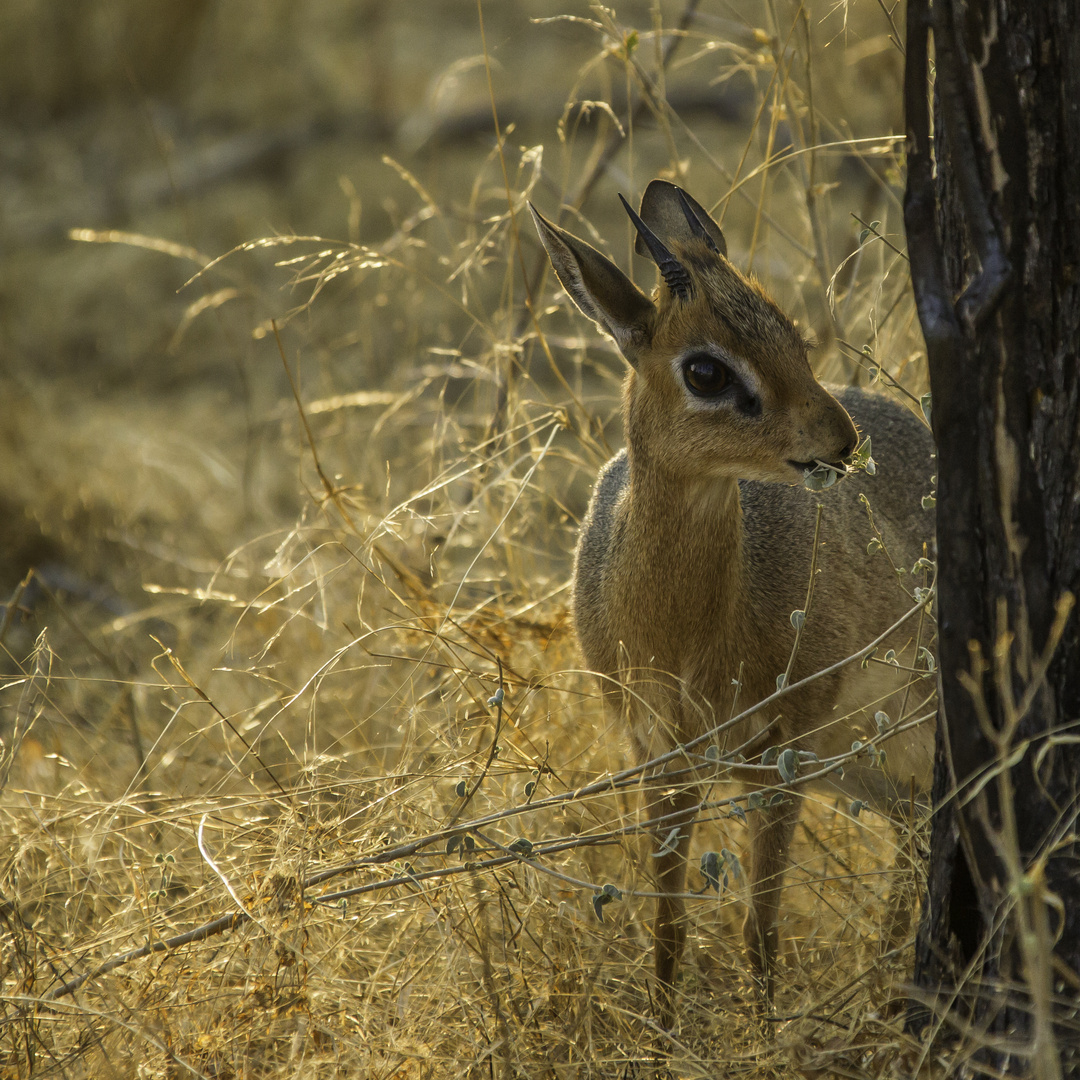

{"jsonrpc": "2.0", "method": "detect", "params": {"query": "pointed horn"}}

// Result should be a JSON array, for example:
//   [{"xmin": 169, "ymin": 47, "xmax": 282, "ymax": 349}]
[
  {"xmin": 618, "ymin": 193, "xmax": 693, "ymax": 301},
  {"xmin": 675, "ymin": 188, "xmax": 719, "ymax": 254}
]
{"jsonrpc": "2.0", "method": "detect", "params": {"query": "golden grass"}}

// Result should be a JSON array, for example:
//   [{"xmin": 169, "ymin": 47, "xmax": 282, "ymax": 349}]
[{"xmin": 0, "ymin": 2, "xmax": 945, "ymax": 1076}]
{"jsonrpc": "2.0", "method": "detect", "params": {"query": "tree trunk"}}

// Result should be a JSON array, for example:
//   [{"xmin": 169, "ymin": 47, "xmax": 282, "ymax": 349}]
[{"xmin": 903, "ymin": 0, "xmax": 1080, "ymax": 1076}]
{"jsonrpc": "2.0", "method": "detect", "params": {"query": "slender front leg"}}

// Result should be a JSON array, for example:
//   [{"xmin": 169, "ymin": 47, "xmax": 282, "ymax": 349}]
[
  {"xmin": 646, "ymin": 778, "xmax": 701, "ymax": 1029},
  {"xmin": 742, "ymin": 793, "xmax": 801, "ymax": 1003}
]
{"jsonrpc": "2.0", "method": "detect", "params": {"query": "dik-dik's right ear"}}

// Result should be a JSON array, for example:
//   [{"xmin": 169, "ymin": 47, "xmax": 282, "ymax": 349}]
[{"xmin": 529, "ymin": 204, "xmax": 654, "ymax": 368}]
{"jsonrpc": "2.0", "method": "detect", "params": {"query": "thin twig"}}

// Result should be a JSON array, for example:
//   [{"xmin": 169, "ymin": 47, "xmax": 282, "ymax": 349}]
[{"xmin": 781, "ymin": 504, "xmax": 824, "ymax": 689}]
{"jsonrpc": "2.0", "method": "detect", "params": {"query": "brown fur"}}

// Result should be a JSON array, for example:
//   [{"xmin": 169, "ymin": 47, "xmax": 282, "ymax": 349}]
[{"xmin": 531, "ymin": 182, "xmax": 936, "ymax": 1025}]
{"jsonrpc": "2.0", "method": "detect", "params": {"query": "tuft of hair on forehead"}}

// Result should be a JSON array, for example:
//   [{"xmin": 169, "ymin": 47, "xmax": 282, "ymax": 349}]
[{"xmin": 651, "ymin": 240, "xmax": 809, "ymax": 356}]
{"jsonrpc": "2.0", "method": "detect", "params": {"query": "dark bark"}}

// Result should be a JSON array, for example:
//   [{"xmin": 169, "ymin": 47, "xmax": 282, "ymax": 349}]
[{"xmin": 903, "ymin": 0, "xmax": 1080, "ymax": 1075}]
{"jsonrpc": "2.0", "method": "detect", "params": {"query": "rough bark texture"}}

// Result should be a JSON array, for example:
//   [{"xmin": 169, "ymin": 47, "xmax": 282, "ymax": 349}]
[{"xmin": 903, "ymin": 0, "xmax": 1080, "ymax": 1074}]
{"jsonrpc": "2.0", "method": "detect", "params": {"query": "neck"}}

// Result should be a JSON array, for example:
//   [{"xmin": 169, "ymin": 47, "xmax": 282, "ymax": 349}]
[
  {"xmin": 615, "ymin": 371, "xmax": 750, "ymax": 684},
  {"xmin": 622, "ymin": 438, "xmax": 746, "ymax": 625}
]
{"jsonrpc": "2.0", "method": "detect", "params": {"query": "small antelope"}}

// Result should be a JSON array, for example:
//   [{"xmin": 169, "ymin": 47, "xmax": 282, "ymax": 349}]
[{"xmin": 531, "ymin": 181, "xmax": 935, "ymax": 1022}]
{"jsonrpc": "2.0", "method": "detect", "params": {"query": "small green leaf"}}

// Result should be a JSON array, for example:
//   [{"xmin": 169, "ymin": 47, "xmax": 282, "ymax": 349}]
[
  {"xmin": 874, "ymin": 710, "xmax": 891, "ymax": 732},
  {"xmin": 777, "ymin": 748, "xmax": 799, "ymax": 784},
  {"xmin": 851, "ymin": 740, "xmax": 864, "ymax": 754},
  {"xmin": 867, "ymin": 537, "xmax": 883, "ymax": 555},
  {"xmin": 700, "ymin": 851, "xmax": 724, "ymax": 892},
  {"xmin": 769, "ymin": 792, "xmax": 787, "ymax": 807},
  {"xmin": 463, "ymin": 835, "xmax": 475, "ymax": 852},
  {"xmin": 884, "ymin": 649, "xmax": 898, "ymax": 665},
  {"xmin": 922, "ymin": 493, "xmax": 936, "ymax": 510},
  {"xmin": 455, "ymin": 780, "xmax": 468, "ymax": 798},
  {"xmin": 721, "ymin": 848, "xmax": 743, "ymax": 880},
  {"xmin": 729, "ymin": 803, "xmax": 747, "ymax": 825},
  {"xmin": 705, "ymin": 744, "xmax": 720, "ymax": 763},
  {"xmin": 748, "ymin": 792, "xmax": 766, "ymax": 811},
  {"xmin": 861, "ymin": 648, "xmax": 876, "ymax": 669},
  {"xmin": 524, "ymin": 781, "xmax": 536, "ymax": 797},
  {"xmin": 446, "ymin": 835, "xmax": 461, "ymax": 855},
  {"xmin": 487, "ymin": 686, "xmax": 504, "ymax": 707},
  {"xmin": 509, "ymin": 837, "xmax": 534, "ymax": 856},
  {"xmin": 593, "ymin": 883, "xmax": 623, "ymax": 921},
  {"xmin": 652, "ymin": 826, "xmax": 683, "ymax": 858},
  {"xmin": 802, "ymin": 464, "xmax": 840, "ymax": 491},
  {"xmin": 761, "ymin": 746, "xmax": 780, "ymax": 767},
  {"xmin": 776, "ymin": 672, "xmax": 788, "ymax": 691},
  {"xmin": 790, "ymin": 609, "xmax": 806, "ymax": 630},
  {"xmin": 850, "ymin": 799, "xmax": 866, "ymax": 818},
  {"xmin": 920, "ymin": 391, "xmax": 933, "ymax": 426},
  {"xmin": 846, "ymin": 437, "xmax": 875, "ymax": 476}
]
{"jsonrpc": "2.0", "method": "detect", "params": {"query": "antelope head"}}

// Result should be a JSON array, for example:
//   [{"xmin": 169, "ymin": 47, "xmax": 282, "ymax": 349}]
[{"xmin": 530, "ymin": 180, "xmax": 857, "ymax": 485}]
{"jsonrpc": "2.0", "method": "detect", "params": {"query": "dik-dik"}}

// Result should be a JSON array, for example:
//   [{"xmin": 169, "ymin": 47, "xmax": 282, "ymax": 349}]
[{"xmin": 531, "ymin": 181, "xmax": 936, "ymax": 1021}]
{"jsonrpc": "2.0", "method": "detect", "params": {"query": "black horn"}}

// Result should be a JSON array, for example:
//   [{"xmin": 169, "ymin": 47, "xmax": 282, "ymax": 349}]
[
  {"xmin": 619, "ymin": 193, "xmax": 692, "ymax": 301},
  {"xmin": 675, "ymin": 188, "xmax": 720, "ymax": 254}
]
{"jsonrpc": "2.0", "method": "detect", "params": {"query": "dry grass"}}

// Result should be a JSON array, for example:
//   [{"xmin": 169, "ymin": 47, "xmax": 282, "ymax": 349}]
[{"xmin": 0, "ymin": 1, "xmax": 944, "ymax": 1076}]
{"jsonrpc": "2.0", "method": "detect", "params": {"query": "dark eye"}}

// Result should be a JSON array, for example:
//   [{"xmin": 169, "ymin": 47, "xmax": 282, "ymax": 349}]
[{"xmin": 683, "ymin": 355, "xmax": 730, "ymax": 397}]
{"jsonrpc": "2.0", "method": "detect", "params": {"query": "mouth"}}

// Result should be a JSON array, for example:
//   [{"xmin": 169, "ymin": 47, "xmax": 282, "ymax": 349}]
[{"xmin": 790, "ymin": 458, "xmax": 849, "ymax": 491}]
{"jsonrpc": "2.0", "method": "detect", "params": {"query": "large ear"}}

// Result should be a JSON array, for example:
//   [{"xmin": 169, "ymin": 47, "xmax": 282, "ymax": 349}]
[
  {"xmin": 529, "ymin": 203, "xmax": 654, "ymax": 367},
  {"xmin": 635, "ymin": 179, "xmax": 727, "ymax": 258}
]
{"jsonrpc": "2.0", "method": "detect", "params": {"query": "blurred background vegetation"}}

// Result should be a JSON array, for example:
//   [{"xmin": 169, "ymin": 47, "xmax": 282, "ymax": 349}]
[{"xmin": 0, "ymin": 1, "xmax": 929, "ymax": 1075}]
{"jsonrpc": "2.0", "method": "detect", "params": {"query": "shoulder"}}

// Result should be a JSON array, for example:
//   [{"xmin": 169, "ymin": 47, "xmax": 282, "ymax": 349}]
[
  {"xmin": 583, "ymin": 448, "xmax": 629, "ymax": 529},
  {"xmin": 577, "ymin": 449, "xmax": 629, "ymax": 572}
]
